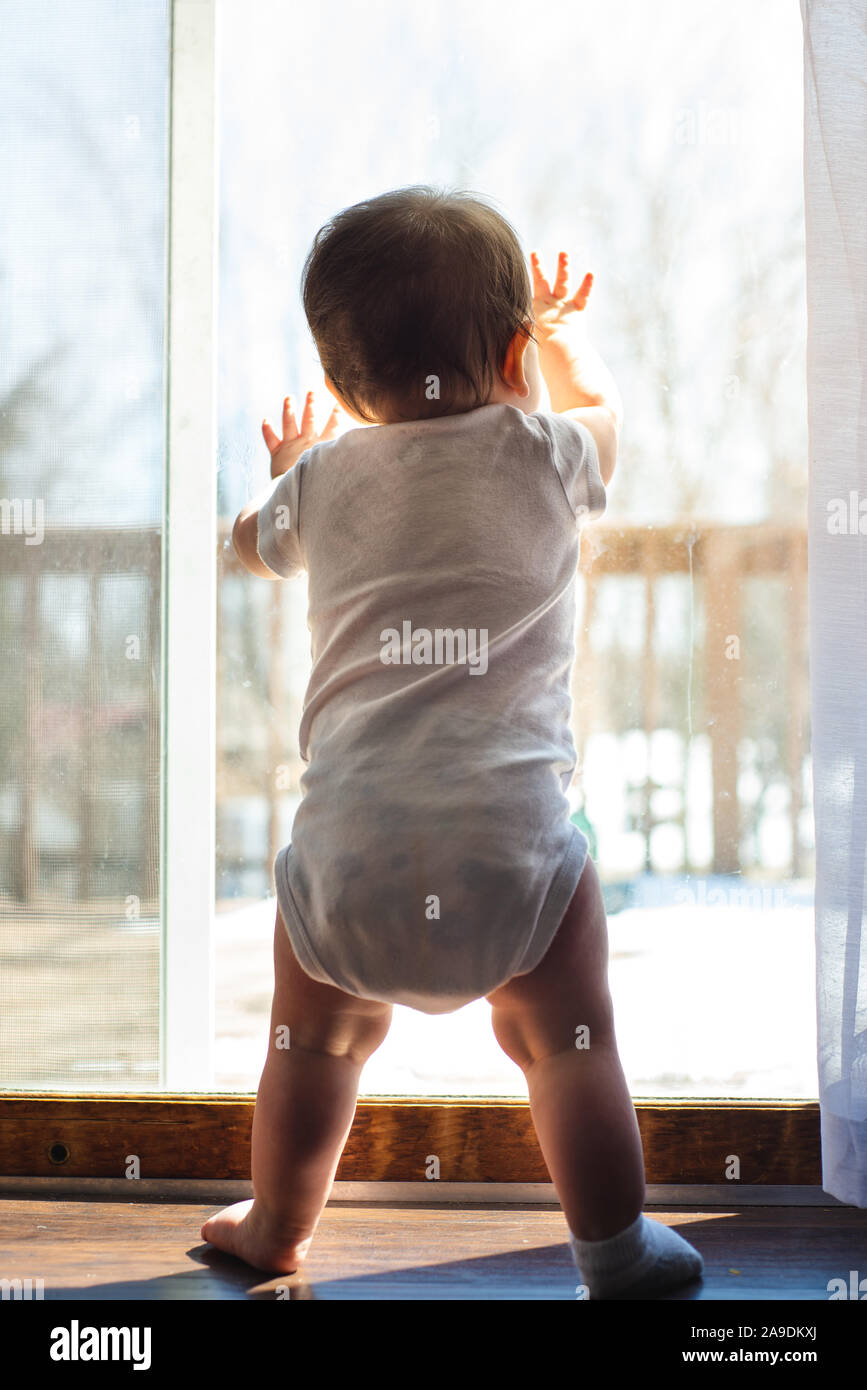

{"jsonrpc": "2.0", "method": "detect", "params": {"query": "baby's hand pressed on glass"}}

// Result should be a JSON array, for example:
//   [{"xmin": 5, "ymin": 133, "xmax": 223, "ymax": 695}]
[
  {"xmin": 530, "ymin": 251, "xmax": 593, "ymax": 340},
  {"xmin": 262, "ymin": 390, "xmax": 341, "ymax": 479},
  {"xmin": 527, "ymin": 250, "xmax": 622, "ymax": 473}
]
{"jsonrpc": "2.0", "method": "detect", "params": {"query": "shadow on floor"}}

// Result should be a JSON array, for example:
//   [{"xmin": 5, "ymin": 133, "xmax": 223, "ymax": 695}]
[
  {"xmin": 46, "ymin": 1238, "xmax": 709, "ymax": 1301},
  {"xmin": 23, "ymin": 1206, "xmax": 865, "ymax": 1301}
]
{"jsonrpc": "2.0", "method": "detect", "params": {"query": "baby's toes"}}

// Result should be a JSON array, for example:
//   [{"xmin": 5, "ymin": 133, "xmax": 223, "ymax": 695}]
[{"xmin": 200, "ymin": 1199, "xmax": 254, "ymax": 1254}]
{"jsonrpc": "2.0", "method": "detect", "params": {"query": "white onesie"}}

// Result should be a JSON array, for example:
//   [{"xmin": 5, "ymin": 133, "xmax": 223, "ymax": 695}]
[{"xmin": 255, "ymin": 402, "xmax": 606, "ymax": 1013}]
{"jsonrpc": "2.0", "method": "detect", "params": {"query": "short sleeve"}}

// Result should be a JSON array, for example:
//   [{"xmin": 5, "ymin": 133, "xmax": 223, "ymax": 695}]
[
  {"xmin": 256, "ymin": 459, "xmax": 306, "ymax": 578},
  {"xmin": 533, "ymin": 412, "xmax": 607, "ymax": 525}
]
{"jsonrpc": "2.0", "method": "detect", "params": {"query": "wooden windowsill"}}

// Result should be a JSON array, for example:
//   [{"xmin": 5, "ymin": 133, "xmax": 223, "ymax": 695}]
[{"xmin": 0, "ymin": 1094, "xmax": 821, "ymax": 1184}]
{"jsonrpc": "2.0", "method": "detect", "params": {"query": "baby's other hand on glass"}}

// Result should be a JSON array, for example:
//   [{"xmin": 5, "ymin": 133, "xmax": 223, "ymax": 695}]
[
  {"xmin": 530, "ymin": 251, "xmax": 593, "ymax": 341},
  {"xmin": 262, "ymin": 390, "xmax": 341, "ymax": 478}
]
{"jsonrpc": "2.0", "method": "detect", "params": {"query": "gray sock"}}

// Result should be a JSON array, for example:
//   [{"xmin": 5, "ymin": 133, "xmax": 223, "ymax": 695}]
[{"xmin": 569, "ymin": 1213, "xmax": 704, "ymax": 1298}]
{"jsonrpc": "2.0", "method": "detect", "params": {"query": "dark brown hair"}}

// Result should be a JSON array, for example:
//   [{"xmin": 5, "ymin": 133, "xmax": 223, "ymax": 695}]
[{"xmin": 301, "ymin": 186, "xmax": 534, "ymax": 423}]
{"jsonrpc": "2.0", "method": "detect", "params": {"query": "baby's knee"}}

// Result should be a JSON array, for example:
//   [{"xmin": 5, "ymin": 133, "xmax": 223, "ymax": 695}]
[
  {"xmin": 287, "ymin": 1004, "xmax": 392, "ymax": 1065},
  {"xmin": 490, "ymin": 985, "xmax": 616, "ymax": 1073}
]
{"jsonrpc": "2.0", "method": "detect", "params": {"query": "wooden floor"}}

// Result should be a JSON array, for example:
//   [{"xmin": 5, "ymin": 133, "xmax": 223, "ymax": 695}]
[{"xmin": 2, "ymin": 1196, "xmax": 866, "ymax": 1300}]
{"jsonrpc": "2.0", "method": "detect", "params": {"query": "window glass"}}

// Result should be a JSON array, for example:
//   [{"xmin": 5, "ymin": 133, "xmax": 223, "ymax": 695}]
[
  {"xmin": 216, "ymin": 0, "xmax": 811, "ymax": 1097},
  {"xmin": 0, "ymin": 0, "xmax": 168, "ymax": 1088}
]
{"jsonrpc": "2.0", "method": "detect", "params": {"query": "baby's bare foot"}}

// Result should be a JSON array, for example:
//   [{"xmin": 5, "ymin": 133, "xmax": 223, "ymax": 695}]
[{"xmin": 201, "ymin": 1199, "xmax": 313, "ymax": 1273}]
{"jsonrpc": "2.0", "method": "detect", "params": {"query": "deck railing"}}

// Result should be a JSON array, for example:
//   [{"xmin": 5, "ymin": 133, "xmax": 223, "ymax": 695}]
[{"xmin": 0, "ymin": 520, "xmax": 809, "ymax": 905}]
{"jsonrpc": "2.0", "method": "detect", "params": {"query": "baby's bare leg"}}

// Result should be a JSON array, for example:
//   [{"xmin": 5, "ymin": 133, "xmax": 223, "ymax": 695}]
[
  {"xmin": 486, "ymin": 854, "xmax": 645, "ymax": 1242},
  {"xmin": 201, "ymin": 909, "xmax": 392, "ymax": 1272}
]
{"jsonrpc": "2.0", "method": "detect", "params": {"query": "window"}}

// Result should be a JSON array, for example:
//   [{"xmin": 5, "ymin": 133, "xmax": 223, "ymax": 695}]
[
  {"xmin": 1, "ymin": 3, "xmax": 818, "ymax": 1184},
  {"xmin": 216, "ymin": 0, "xmax": 811, "ymax": 1100},
  {"xmin": 0, "ymin": 0, "xmax": 168, "ymax": 1090}
]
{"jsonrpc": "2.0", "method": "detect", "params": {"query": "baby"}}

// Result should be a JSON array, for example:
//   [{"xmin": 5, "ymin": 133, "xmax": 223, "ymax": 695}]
[{"xmin": 203, "ymin": 187, "xmax": 704, "ymax": 1299}]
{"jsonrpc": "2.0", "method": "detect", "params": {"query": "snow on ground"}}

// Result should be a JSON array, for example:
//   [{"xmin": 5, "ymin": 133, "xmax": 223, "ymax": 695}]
[{"xmin": 215, "ymin": 880, "xmax": 818, "ymax": 1098}]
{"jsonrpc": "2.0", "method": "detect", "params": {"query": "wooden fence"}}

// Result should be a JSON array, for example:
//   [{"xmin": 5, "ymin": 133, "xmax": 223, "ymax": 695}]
[{"xmin": 0, "ymin": 521, "xmax": 809, "ymax": 905}]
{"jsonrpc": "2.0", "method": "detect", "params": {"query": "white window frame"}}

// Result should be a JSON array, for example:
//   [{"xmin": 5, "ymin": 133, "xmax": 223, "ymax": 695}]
[{"xmin": 160, "ymin": 0, "xmax": 220, "ymax": 1088}]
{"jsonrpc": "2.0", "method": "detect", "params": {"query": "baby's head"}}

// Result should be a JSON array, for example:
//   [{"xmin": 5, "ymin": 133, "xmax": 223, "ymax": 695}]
[{"xmin": 301, "ymin": 186, "xmax": 540, "ymax": 424}]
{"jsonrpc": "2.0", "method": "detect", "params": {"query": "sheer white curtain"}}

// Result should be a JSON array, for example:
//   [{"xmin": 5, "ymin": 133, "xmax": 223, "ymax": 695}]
[{"xmin": 802, "ymin": 0, "xmax": 867, "ymax": 1206}]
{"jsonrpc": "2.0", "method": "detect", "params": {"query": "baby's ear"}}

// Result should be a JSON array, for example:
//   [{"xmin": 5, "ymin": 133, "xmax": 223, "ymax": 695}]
[{"xmin": 501, "ymin": 324, "xmax": 534, "ymax": 394}]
